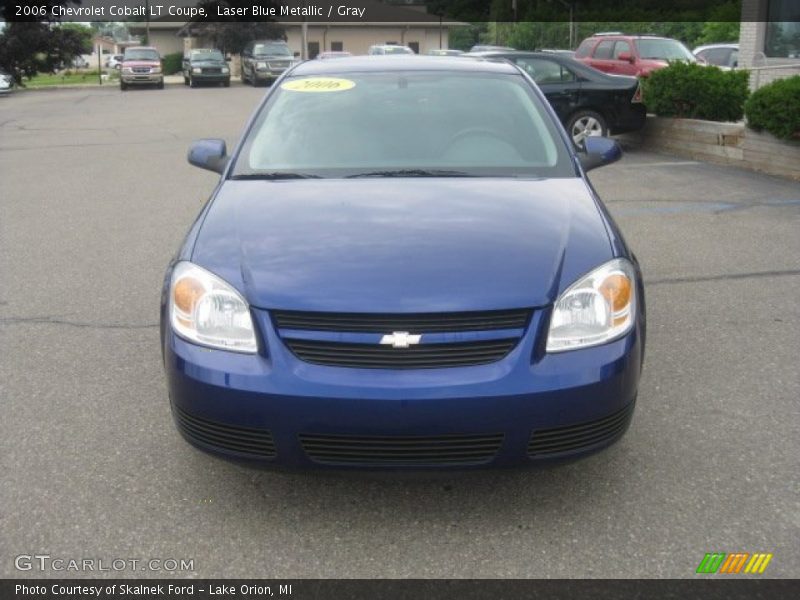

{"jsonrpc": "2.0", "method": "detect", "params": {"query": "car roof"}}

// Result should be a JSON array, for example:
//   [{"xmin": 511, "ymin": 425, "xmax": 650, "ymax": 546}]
[
  {"xmin": 289, "ymin": 56, "xmax": 519, "ymax": 76},
  {"xmin": 125, "ymin": 46, "xmax": 158, "ymax": 51},
  {"xmin": 694, "ymin": 43, "xmax": 739, "ymax": 51}
]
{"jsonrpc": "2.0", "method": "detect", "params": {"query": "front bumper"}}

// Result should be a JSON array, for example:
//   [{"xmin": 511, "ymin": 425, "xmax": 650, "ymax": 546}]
[
  {"xmin": 254, "ymin": 68, "xmax": 286, "ymax": 82},
  {"xmin": 121, "ymin": 73, "xmax": 163, "ymax": 84},
  {"xmin": 189, "ymin": 71, "xmax": 230, "ymax": 82},
  {"xmin": 163, "ymin": 307, "xmax": 643, "ymax": 470}
]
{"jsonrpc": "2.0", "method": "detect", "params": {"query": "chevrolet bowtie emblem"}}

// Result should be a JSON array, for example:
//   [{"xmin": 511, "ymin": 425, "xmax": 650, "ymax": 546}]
[{"xmin": 380, "ymin": 332, "xmax": 422, "ymax": 348}]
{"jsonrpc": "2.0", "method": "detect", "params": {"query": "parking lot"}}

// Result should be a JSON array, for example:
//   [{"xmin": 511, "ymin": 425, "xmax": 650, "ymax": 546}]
[{"xmin": 1, "ymin": 84, "xmax": 798, "ymax": 578}]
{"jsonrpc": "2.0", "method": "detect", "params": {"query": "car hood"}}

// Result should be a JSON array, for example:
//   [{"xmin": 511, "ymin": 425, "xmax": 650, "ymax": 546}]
[{"xmin": 190, "ymin": 178, "xmax": 614, "ymax": 312}]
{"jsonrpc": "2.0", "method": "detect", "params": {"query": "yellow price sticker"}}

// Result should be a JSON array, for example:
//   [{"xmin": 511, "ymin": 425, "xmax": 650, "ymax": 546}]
[{"xmin": 281, "ymin": 77, "xmax": 356, "ymax": 92}]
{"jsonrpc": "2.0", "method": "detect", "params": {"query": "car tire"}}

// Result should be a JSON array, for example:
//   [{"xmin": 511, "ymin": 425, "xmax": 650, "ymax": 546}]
[
  {"xmin": 223, "ymin": 79, "xmax": 230, "ymax": 88},
  {"xmin": 567, "ymin": 110, "xmax": 608, "ymax": 149},
  {"xmin": 157, "ymin": 80, "xmax": 164, "ymax": 90}
]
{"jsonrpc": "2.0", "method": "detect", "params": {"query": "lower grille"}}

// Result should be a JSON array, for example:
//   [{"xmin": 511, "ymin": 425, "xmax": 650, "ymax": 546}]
[
  {"xmin": 528, "ymin": 402, "xmax": 635, "ymax": 458},
  {"xmin": 172, "ymin": 404, "xmax": 275, "ymax": 459},
  {"xmin": 285, "ymin": 338, "xmax": 517, "ymax": 369},
  {"xmin": 300, "ymin": 432, "xmax": 504, "ymax": 466}
]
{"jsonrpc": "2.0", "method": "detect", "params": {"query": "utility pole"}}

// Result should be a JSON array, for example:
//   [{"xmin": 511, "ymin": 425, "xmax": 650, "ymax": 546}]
[
  {"xmin": 301, "ymin": 0, "xmax": 308, "ymax": 59},
  {"xmin": 145, "ymin": 0, "xmax": 150, "ymax": 45}
]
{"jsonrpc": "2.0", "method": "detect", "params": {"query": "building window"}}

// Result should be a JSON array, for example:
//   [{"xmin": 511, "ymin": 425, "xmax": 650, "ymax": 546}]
[
  {"xmin": 308, "ymin": 41, "xmax": 320, "ymax": 59},
  {"xmin": 765, "ymin": 0, "xmax": 800, "ymax": 58},
  {"xmin": 331, "ymin": 41, "xmax": 343, "ymax": 51}
]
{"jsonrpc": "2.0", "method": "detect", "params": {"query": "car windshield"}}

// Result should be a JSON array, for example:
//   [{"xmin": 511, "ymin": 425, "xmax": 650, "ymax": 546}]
[
  {"xmin": 191, "ymin": 50, "xmax": 224, "ymax": 61},
  {"xmin": 124, "ymin": 49, "xmax": 160, "ymax": 61},
  {"xmin": 254, "ymin": 44, "xmax": 291, "ymax": 57},
  {"xmin": 233, "ymin": 71, "xmax": 574, "ymax": 179},
  {"xmin": 636, "ymin": 39, "xmax": 695, "ymax": 61}
]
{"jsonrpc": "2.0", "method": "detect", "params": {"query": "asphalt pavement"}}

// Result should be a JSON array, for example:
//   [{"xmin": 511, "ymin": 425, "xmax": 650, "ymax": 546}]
[{"xmin": 1, "ymin": 84, "xmax": 798, "ymax": 579}]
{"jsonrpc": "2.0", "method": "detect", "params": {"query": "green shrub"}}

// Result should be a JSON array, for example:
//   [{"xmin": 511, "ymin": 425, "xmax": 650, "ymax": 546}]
[
  {"xmin": 643, "ymin": 62, "xmax": 750, "ymax": 122},
  {"xmin": 744, "ymin": 76, "xmax": 800, "ymax": 140},
  {"xmin": 162, "ymin": 52, "xmax": 184, "ymax": 75}
]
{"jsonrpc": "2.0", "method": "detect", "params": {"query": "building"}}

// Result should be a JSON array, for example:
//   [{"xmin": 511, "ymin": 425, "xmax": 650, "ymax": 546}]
[
  {"xmin": 739, "ymin": 0, "xmax": 800, "ymax": 88},
  {"xmin": 127, "ymin": 1, "xmax": 464, "ymax": 61}
]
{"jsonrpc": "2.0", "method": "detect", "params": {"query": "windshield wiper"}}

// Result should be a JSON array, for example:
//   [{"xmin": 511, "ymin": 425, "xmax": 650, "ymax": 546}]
[
  {"xmin": 345, "ymin": 169, "xmax": 474, "ymax": 178},
  {"xmin": 231, "ymin": 172, "xmax": 321, "ymax": 180}
]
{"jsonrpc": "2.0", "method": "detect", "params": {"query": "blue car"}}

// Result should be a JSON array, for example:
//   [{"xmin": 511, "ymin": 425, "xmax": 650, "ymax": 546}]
[{"xmin": 161, "ymin": 57, "xmax": 645, "ymax": 469}]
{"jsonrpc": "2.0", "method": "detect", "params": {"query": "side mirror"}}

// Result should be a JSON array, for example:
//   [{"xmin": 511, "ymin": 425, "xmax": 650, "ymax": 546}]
[
  {"xmin": 617, "ymin": 51, "xmax": 634, "ymax": 63},
  {"xmin": 579, "ymin": 137, "xmax": 622, "ymax": 172},
  {"xmin": 188, "ymin": 139, "xmax": 228, "ymax": 174}
]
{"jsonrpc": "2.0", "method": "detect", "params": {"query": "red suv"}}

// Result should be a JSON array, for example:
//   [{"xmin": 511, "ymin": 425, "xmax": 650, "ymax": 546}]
[{"xmin": 575, "ymin": 33, "xmax": 696, "ymax": 78}]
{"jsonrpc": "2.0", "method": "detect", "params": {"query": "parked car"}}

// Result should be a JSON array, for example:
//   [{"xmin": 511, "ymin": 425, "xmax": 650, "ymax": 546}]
[
  {"xmin": 106, "ymin": 54, "xmax": 124, "ymax": 70},
  {"xmin": 183, "ymin": 48, "xmax": 231, "ymax": 87},
  {"xmin": 317, "ymin": 51, "xmax": 352, "ymax": 59},
  {"xmin": 470, "ymin": 50, "xmax": 645, "ymax": 148},
  {"xmin": 0, "ymin": 69, "xmax": 14, "ymax": 95},
  {"xmin": 469, "ymin": 44, "xmax": 515, "ymax": 53},
  {"xmin": 694, "ymin": 43, "xmax": 739, "ymax": 69},
  {"xmin": 162, "ymin": 56, "xmax": 645, "ymax": 470},
  {"xmin": 575, "ymin": 33, "xmax": 696, "ymax": 77},
  {"xmin": 426, "ymin": 49, "xmax": 464, "ymax": 56},
  {"xmin": 120, "ymin": 47, "xmax": 163, "ymax": 90},
  {"xmin": 540, "ymin": 49, "xmax": 576, "ymax": 58},
  {"xmin": 241, "ymin": 40, "xmax": 294, "ymax": 86},
  {"xmin": 368, "ymin": 44, "xmax": 415, "ymax": 55}
]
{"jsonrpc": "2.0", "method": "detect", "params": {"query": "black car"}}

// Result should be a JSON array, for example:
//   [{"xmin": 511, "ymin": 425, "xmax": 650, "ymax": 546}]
[
  {"xmin": 182, "ymin": 49, "xmax": 231, "ymax": 88},
  {"xmin": 469, "ymin": 51, "xmax": 645, "ymax": 148}
]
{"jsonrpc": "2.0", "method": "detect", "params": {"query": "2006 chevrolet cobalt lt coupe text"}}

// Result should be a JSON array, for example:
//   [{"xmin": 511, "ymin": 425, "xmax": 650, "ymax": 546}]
[{"xmin": 160, "ymin": 57, "xmax": 646, "ymax": 469}]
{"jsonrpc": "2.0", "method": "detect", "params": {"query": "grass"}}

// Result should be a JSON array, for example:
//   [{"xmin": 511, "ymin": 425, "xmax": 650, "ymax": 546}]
[{"xmin": 24, "ymin": 71, "xmax": 117, "ymax": 88}]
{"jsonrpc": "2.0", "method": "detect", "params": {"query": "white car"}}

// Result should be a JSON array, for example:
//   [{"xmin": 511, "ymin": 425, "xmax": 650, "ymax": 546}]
[
  {"xmin": 367, "ymin": 44, "xmax": 415, "ymax": 55},
  {"xmin": 693, "ymin": 44, "xmax": 739, "ymax": 69},
  {"xmin": 0, "ymin": 70, "xmax": 13, "ymax": 94},
  {"xmin": 105, "ymin": 55, "xmax": 124, "ymax": 70}
]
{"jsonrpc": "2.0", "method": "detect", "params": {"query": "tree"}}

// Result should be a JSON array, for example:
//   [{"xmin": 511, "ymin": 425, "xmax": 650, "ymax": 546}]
[
  {"xmin": 0, "ymin": 2, "xmax": 95, "ymax": 85},
  {"xmin": 184, "ymin": 1, "xmax": 286, "ymax": 55}
]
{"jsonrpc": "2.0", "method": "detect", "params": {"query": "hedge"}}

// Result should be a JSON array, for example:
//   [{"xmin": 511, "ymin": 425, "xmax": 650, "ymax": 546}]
[
  {"xmin": 642, "ymin": 62, "xmax": 750, "ymax": 122},
  {"xmin": 162, "ymin": 52, "xmax": 184, "ymax": 76},
  {"xmin": 744, "ymin": 75, "xmax": 800, "ymax": 140}
]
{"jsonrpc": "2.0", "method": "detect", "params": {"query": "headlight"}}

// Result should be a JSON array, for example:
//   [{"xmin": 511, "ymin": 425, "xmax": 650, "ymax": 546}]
[
  {"xmin": 546, "ymin": 258, "xmax": 636, "ymax": 352},
  {"xmin": 221, "ymin": 67, "xmax": 229, "ymax": 73},
  {"xmin": 256, "ymin": 61, "xmax": 267, "ymax": 69},
  {"xmin": 151, "ymin": 66, "xmax": 162, "ymax": 74},
  {"xmin": 192, "ymin": 67, "xmax": 202, "ymax": 74},
  {"xmin": 169, "ymin": 262, "xmax": 257, "ymax": 353},
  {"xmin": 122, "ymin": 67, "xmax": 133, "ymax": 73}
]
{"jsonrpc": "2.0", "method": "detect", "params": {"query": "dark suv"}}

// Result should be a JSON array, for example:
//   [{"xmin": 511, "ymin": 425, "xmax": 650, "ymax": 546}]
[
  {"xmin": 183, "ymin": 49, "xmax": 231, "ymax": 88},
  {"xmin": 575, "ymin": 33, "xmax": 696, "ymax": 78},
  {"xmin": 241, "ymin": 40, "xmax": 294, "ymax": 86}
]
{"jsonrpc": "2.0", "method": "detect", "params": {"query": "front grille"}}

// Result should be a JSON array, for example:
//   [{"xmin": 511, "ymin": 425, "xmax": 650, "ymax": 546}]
[
  {"xmin": 202, "ymin": 67, "xmax": 222, "ymax": 74},
  {"xmin": 300, "ymin": 432, "xmax": 504, "ymax": 466},
  {"xmin": 285, "ymin": 338, "xmax": 517, "ymax": 369},
  {"xmin": 528, "ymin": 402, "xmax": 635, "ymax": 458},
  {"xmin": 172, "ymin": 404, "xmax": 275, "ymax": 459},
  {"xmin": 132, "ymin": 67, "xmax": 150, "ymax": 74},
  {"xmin": 273, "ymin": 308, "xmax": 531, "ymax": 333},
  {"xmin": 268, "ymin": 61, "xmax": 290, "ymax": 69}
]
